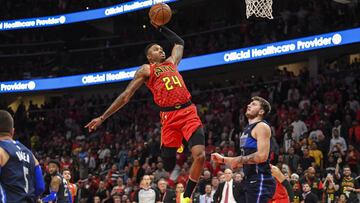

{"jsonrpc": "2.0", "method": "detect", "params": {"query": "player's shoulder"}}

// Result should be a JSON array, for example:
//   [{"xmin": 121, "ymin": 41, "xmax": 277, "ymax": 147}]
[
  {"xmin": 137, "ymin": 64, "xmax": 151, "ymax": 75},
  {"xmin": 137, "ymin": 63, "xmax": 150, "ymax": 73},
  {"xmin": 255, "ymin": 121, "xmax": 271, "ymax": 129}
]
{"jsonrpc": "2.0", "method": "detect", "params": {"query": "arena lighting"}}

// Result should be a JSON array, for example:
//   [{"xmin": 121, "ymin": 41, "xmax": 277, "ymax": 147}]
[
  {"xmin": 0, "ymin": 0, "xmax": 176, "ymax": 31},
  {"xmin": 1, "ymin": 27, "xmax": 360, "ymax": 93}
]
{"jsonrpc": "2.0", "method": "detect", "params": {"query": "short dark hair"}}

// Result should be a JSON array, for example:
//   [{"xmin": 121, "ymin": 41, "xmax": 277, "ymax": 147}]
[
  {"xmin": 62, "ymin": 168, "xmax": 71, "ymax": 174},
  {"xmin": 144, "ymin": 43, "xmax": 158, "ymax": 56},
  {"xmin": 0, "ymin": 110, "xmax": 13, "ymax": 135},
  {"xmin": 48, "ymin": 159, "xmax": 61, "ymax": 168},
  {"xmin": 251, "ymin": 96, "xmax": 271, "ymax": 116}
]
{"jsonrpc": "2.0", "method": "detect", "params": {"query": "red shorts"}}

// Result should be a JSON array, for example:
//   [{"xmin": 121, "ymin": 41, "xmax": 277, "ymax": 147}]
[{"xmin": 160, "ymin": 104, "xmax": 202, "ymax": 148}]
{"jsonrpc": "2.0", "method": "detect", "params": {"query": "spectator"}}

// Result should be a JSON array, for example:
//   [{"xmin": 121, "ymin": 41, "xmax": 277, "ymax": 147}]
[
  {"xmin": 234, "ymin": 173, "xmax": 243, "ymax": 183},
  {"xmin": 198, "ymin": 184, "xmax": 213, "ymax": 203},
  {"xmin": 345, "ymin": 145, "xmax": 360, "ymax": 174},
  {"xmin": 309, "ymin": 142, "xmax": 323, "ymax": 169},
  {"xmin": 323, "ymin": 173, "xmax": 339, "ymax": 203},
  {"xmin": 301, "ymin": 182, "xmax": 318, "ymax": 203},
  {"xmin": 153, "ymin": 162, "xmax": 168, "ymax": 183},
  {"xmin": 299, "ymin": 148, "xmax": 315, "ymax": 171},
  {"xmin": 213, "ymin": 168, "xmax": 245, "ymax": 203},
  {"xmin": 157, "ymin": 178, "xmax": 176, "ymax": 203},
  {"xmin": 211, "ymin": 177, "xmax": 220, "ymax": 197},
  {"xmin": 329, "ymin": 129, "xmax": 347, "ymax": 156},
  {"xmin": 108, "ymin": 164, "xmax": 122, "ymax": 187},
  {"xmin": 348, "ymin": 120, "xmax": 360, "ymax": 146},
  {"xmin": 198, "ymin": 170, "xmax": 212, "ymax": 195},
  {"xmin": 335, "ymin": 165, "xmax": 360, "ymax": 203},
  {"xmin": 129, "ymin": 160, "xmax": 145, "ymax": 184},
  {"xmin": 284, "ymin": 147, "xmax": 301, "ymax": 173},
  {"xmin": 111, "ymin": 177, "xmax": 125, "ymax": 199},
  {"xmin": 300, "ymin": 167, "xmax": 323, "ymax": 199},
  {"xmin": 133, "ymin": 175, "xmax": 161, "ymax": 203},
  {"xmin": 175, "ymin": 183, "xmax": 185, "ymax": 203},
  {"xmin": 291, "ymin": 116, "xmax": 308, "ymax": 142},
  {"xmin": 94, "ymin": 196, "xmax": 101, "ymax": 203},
  {"xmin": 95, "ymin": 181, "xmax": 111, "ymax": 203}
]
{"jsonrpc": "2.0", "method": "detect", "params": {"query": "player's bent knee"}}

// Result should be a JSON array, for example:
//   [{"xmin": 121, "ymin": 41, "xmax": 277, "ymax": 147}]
[{"xmin": 193, "ymin": 151, "xmax": 205, "ymax": 163}]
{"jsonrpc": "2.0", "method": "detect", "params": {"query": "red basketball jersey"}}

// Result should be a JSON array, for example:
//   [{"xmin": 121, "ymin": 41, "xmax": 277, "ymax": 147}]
[
  {"xmin": 271, "ymin": 179, "xmax": 290, "ymax": 203},
  {"xmin": 146, "ymin": 61, "xmax": 191, "ymax": 107}
]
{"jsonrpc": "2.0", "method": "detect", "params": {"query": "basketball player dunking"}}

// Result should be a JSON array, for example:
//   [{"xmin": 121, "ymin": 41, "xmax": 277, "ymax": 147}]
[
  {"xmin": 212, "ymin": 96, "xmax": 276, "ymax": 203},
  {"xmin": 85, "ymin": 25, "xmax": 205, "ymax": 203}
]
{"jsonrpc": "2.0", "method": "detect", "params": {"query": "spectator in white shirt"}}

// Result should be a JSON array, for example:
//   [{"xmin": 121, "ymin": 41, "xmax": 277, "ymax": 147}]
[
  {"xmin": 329, "ymin": 128, "xmax": 347, "ymax": 155},
  {"xmin": 291, "ymin": 116, "xmax": 308, "ymax": 142}
]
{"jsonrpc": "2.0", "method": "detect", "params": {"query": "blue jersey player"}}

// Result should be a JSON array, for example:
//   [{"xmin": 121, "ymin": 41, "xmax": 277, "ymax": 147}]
[
  {"xmin": 0, "ymin": 110, "xmax": 45, "ymax": 203},
  {"xmin": 212, "ymin": 96, "xmax": 276, "ymax": 203},
  {"xmin": 41, "ymin": 160, "xmax": 71, "ymax": 203}
]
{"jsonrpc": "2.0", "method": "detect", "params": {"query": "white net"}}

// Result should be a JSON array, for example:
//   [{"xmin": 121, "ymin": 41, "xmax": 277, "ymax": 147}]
[{"xmin": 245, "ymin": 0, "xmax": 274, "ymax": 19}]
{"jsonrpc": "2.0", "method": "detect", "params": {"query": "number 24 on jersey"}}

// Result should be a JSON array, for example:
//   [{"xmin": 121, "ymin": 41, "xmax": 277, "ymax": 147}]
[{"xmin": 162, "ymin": 76, "xmax": 183, "ymax": 90}]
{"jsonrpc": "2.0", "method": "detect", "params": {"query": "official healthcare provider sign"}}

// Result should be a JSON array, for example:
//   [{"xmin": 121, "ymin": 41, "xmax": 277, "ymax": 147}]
[
  {"xmin": 0, "ymin": 0, "xmax": 176, "ymax": 31},
  {"xmin": 1, "ymin": 27, "xmax": 360, "ymax": 93}
]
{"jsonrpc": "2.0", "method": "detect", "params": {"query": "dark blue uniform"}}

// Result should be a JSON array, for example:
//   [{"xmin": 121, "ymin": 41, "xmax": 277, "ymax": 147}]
[
  {"xmin": 240, "ymin": 121, "xmax": 276, "ymax": 203},
  {"xmin": 0, "ymin": 140, "xmax": 36, "ymax": 203},
  {"xmin": 54, "ymin": 173, "xmax": 71, "ymax": 203}
]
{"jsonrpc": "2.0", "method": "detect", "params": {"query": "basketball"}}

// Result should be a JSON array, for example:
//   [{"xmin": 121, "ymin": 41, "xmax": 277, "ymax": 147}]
[{"xmin": 149, "ymin": 3, "xmax": 172, "ymax": 26}]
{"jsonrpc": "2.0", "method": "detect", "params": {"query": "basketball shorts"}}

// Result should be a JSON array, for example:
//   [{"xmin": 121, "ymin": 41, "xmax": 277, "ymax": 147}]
[
  {"xmin": 160, "ymin": 104, "xmax": 202, "ymax": 148},
  {"xmin": 244, "ymin": 174, "xmax": 276, "ymax": 203}
]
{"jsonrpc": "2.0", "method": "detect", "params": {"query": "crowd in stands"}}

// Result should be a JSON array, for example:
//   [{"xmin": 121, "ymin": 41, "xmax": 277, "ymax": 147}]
[
  {"xmin": 1, "ymin": 0, "xmax": 360, "ymax": 81},
  {"xmin": 1, "ymin": 59, "xmax": 359, "ymax": 202}
]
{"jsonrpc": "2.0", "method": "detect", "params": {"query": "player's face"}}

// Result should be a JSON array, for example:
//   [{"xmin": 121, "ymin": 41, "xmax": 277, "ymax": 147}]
[
  {"xmin": 63, "ymin": 170, "xmax": 71, "ymax": 181},
  {"xmin": 245, "ymin": 100, "xmax": 264, "ymax": 119},
  {"xmin": 48, "ymin": 163, "xmax": 59, "ymax": 175},
  {"xmin": 148, "ymin": 45, "xmax": 166, "ymax": 62}
]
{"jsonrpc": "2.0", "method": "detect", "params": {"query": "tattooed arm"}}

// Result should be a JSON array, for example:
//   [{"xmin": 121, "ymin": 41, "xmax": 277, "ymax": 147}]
[
  {"xmin": 213, "ymin": 122, "xmax": 271, "ymax": 168},
  {"xmin": 84, "ymin": 65, "xmax": 150, "ymax": 132}
]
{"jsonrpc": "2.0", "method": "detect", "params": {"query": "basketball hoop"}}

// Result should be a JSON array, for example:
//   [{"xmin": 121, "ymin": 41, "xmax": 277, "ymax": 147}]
[{"xmin": 245, "ymin": 0, "xmax": 274, "ymax": 19}]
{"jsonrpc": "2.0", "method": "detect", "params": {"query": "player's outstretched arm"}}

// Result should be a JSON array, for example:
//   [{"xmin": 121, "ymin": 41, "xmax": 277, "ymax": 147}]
[
  {"xmin": 232, "ymin": 123, "xmax": 271, "ymax": 165},
  {"xmin": 84, "ymin": 65, "xmax": 149, "ymax": 132},
  {"xmin": 155, "ymin": 25, "xmax": 184, "ymax": 65}
]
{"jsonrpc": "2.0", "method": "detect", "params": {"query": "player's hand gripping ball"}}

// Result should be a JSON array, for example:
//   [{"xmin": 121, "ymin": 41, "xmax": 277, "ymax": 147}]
[{"xmin": 149, "ymin": 3, "xmax": 172, "ymax": 27}]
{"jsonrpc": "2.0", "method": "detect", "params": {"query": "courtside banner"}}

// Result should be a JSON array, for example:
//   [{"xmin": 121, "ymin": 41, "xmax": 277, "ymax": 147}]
[
  {"xmin": 1, "ymin": 27, "xmax": 360, "ymax": 93},
  {"xmin": 0, "ymin": 0, "xmax": 176, "ymax": 31}
]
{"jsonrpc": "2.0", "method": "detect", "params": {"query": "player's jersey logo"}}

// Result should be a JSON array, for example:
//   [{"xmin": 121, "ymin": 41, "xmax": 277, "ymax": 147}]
[
  {"xmin": 240, "ymin": 132, "xmax": 248, "ymax": 147},
  {"xmin": 154, "ymin": 65, "xmax": 175, "ymax": 77}
]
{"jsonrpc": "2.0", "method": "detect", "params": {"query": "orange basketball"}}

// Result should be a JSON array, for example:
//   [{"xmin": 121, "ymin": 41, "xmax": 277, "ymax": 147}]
[{"xmin": 149, "ymin": 3, "xmax": 172, "ymax": 26}]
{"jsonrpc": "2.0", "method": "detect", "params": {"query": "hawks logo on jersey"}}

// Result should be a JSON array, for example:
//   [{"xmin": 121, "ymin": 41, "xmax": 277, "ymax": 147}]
[
  {"xmin": 154, "ymin": 65, "xmax": 176, "ymax": 77},
  {"xmin": 146, "ymin": 61, "xmax": 191, "ymax": 107}
]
